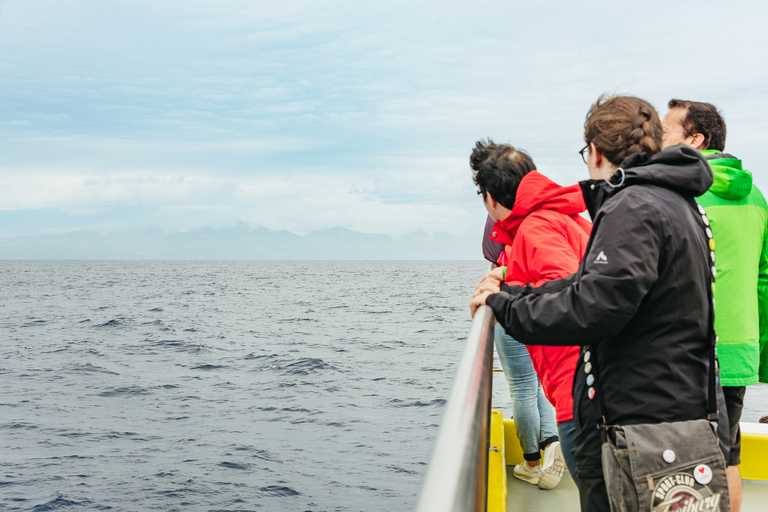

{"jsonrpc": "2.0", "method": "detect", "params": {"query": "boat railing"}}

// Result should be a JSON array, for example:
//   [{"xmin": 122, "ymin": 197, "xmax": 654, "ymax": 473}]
[{"xmin": 414, "ymin": 304, "xmax": 495, "ymax": 512}]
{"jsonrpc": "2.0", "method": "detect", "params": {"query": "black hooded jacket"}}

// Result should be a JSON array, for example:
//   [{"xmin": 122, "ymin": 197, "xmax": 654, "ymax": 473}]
[{"xmin": 485, "ymin": 145, "xmax": 729, "ymax": 478}]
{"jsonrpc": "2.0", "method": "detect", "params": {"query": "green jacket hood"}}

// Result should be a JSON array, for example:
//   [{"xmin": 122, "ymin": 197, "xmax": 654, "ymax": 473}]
[{"xmin": 702, "ymin": 149, "xmax": 753, "ymax": 200}]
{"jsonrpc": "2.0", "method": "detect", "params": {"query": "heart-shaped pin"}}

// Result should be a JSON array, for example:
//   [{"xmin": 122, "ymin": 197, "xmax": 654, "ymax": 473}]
[{"xmin": 694, "ymin": 464, "xmax": 713, "ymax": 485}]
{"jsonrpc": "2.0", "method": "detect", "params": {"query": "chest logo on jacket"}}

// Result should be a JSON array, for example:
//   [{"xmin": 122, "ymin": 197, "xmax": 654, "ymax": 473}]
[{"xmin": 594, "ymin": 251, "xmax": 609, "ymax": 264}]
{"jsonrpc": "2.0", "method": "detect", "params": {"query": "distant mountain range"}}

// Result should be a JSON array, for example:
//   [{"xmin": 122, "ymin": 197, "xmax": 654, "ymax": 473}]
[{"xmin": 0, "ymin": 225, "xmax": 484, "ymax": 260}]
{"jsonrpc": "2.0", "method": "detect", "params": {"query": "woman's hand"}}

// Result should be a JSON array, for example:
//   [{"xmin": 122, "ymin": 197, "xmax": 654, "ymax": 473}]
[
  {"xmin": 470, "ymin": 279, "xmax": 501, "ymax": 318},
  {"xmin": 470, "ymin": 291, "xmax": 495, "ymax": 318},
  {"xmin": 483, "ymin": 266, "xmax": 505, "ymax": 283}
]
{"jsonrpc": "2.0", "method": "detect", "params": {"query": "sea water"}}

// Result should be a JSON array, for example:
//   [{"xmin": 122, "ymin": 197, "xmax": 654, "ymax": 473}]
[{"xmin": 0, "ymin": 261, "xmax": 766, "ymax": 512}]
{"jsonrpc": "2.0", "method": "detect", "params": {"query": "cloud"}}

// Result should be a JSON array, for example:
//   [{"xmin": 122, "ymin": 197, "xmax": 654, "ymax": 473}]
[
  {"xmin": 1, "ymin": 0, "xmax": 768, "ymax": 239},
  {"xmin": 0, "ymin": 163, "xmax": 486, "ymax": 237}
]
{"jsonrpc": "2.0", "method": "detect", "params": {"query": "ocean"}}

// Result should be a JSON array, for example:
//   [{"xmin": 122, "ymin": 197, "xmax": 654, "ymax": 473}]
[{"xmin": 1, "ymin": 261, "xmax": 766, "ymax": 512}]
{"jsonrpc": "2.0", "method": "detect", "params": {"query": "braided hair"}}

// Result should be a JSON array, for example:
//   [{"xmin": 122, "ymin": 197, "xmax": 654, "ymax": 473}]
[{"xmin": 584, "ymin": 95, "xmax": 663, "ymax": 166}]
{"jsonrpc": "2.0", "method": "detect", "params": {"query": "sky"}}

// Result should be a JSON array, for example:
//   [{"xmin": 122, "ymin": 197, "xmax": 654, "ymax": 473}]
[{"xmin": 1, "ymin": 0, "xmax": 768, "ymax": 239}]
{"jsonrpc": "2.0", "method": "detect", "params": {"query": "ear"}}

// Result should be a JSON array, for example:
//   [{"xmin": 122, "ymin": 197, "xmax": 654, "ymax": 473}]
[
  {"xmin": 590, "ymin": 142, "xmax": 604, "ymax": 168},
  {"xmin": 485, "ymin": 191, "xmax": 498, "ymax": 208},
  {"xmin": 690, "ymin": 133, "xmax": 706, "ymax": 150}
]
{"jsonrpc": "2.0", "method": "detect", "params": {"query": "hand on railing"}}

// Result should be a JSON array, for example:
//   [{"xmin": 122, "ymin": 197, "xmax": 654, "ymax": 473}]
[
  {"xmin": 470, "ymin": 279, "xmax": 501, "ymax": 318},
  {"xmin": 483, "ymin": 266, "xmax": 505, "ymax": 283}
]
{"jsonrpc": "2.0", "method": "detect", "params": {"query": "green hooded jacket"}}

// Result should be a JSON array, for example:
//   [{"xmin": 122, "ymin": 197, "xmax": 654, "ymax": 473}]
[{"xmin": 697, "ymin": 149, "xmax": 768, "ymax": 386}]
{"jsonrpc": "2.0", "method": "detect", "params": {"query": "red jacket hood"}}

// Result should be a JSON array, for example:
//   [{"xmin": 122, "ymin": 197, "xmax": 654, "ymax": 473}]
[{"xmin": 489, "ymin": 170, "xmax": 586, "ymax": 246}]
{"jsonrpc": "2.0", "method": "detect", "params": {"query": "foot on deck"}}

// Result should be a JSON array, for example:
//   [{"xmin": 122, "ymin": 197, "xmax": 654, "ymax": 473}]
[
  {"xmin": 538, "ymin": 441, "xmax": 565, "ymax": 490},
  {"xmin": 513, "ymin": 462, "xmax": 542, "ymax": 485}
]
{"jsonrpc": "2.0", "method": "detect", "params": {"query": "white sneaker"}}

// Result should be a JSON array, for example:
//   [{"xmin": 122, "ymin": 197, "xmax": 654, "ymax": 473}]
[
  {"xmin": 513, "ymin": 461, "xmax": 542, "ymax": 485},
  {"xmin": 538, "ymin": 441, "xmax": 565, "ymax": 489}
]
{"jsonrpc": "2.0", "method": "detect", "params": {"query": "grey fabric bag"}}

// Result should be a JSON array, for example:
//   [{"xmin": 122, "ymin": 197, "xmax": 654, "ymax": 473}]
[{"xmin": 600, "ymin": 420, "xmax": 729, "ymax": 512}]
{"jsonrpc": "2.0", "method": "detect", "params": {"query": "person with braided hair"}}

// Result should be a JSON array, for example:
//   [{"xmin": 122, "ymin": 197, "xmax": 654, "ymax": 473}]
[{"xmin": 470, "ymin": 95, "xmax": 730, "ymax": 511}]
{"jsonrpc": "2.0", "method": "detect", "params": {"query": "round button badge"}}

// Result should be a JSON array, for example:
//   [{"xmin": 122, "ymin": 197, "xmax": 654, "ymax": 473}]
[
  {"xmin": 694, "ymin": 464, "xmax": 713, "ymax": 485},
  {"xmin": 586, "ymin": 374, "xmax": 595, "ymax": 386},
  {"xmin": 588, "ymin": 387, "xmax": 595, "ymax": 400},
  {"xmin": 663, "ymin": 450, "xmax": 676, "ymax": 463},
  {"xmin": 584, "ymin": 362, "xmax": 592, "ymax": 374},
  {"xmin": 584, "ymin": 351, "xmax": 591, "ymax": 363}
]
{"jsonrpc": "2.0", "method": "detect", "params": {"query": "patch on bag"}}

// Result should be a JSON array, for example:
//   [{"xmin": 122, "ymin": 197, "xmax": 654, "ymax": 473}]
[{"xmin": 651, "ymin": 472, "xmax": 722, "ymax": 512}]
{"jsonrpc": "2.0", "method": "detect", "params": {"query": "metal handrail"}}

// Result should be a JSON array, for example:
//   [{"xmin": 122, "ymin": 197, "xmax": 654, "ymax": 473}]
[{"xmin": 414, "ymin": 305, "xmax": 496, "ymax": 512}]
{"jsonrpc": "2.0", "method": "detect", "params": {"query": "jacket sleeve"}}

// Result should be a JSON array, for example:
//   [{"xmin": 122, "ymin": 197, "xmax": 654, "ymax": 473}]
[
  {"xmin": 486, "ymin": 193, "xmax": 662, "ymax": 346},
  {"xmin": 500, "ymin": 273, "xmax": 577, "ymax": 297},
  {"xmin": 758, "ymin": 222, "xmax": 768, "ymax": 383},
  {"xmin": 515, "ymin": 215, "xmax": 582, "ymax": 287}
]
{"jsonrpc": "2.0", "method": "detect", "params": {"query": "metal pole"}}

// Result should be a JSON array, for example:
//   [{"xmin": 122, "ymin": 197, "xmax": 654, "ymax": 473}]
[{"xmin": 414, "ymin": 305, "xmax": 495, "ymax": 512}]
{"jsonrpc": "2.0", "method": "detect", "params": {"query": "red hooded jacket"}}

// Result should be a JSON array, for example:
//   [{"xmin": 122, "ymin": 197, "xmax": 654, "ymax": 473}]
[{"xmin": 490, "ymin": 170, "xmax": 591, "ymax": 422}]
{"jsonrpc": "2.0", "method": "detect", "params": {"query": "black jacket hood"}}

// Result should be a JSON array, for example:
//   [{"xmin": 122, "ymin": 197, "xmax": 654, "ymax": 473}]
[
  {"xmin": 618, "ymin": 144, "xmax": 713, "ymax": 195},
  {"xmin": 581, "ymin": 145, "xmax": 713, "ymax": 219}
]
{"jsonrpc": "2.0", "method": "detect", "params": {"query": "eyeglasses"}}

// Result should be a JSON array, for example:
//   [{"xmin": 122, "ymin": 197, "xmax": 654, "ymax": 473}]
[{"xmin": 579, "ymin": 144, "xmax": 590, "ymax": 164}]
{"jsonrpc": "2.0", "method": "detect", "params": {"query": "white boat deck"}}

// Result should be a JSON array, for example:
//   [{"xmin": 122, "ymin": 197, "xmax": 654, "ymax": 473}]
[{"xmin": 506, "ymin": 469, "xmax": 768, "ymax": 512}]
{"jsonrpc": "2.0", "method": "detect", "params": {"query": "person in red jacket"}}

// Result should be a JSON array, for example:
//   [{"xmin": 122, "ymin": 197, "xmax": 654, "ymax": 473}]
[{"xmin": 471, "ymin": 139, "xmax": 591, "ymax": 487}]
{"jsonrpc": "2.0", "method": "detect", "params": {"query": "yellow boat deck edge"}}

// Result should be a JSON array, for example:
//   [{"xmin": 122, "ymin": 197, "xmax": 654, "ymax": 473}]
[
  {"xmin": 501, "ymin": 417, "xmax": 768, "ymax": 481},
  {"xmin": 739, "ymin": 422, "xmax": 768, "ymax": 480},
  {"xmin": 488, "ymin": 408, "xmax": 507, "ymax": 512}
]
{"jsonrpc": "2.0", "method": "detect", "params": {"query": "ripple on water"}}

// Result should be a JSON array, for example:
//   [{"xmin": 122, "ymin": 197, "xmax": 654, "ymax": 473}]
[
  {"xmin": 191, "ymin": 364, "xmax": 227, "ymax": 371},
  {"xmin": 386, "ymin": 398, "xmax": 446, "ymax": 408},
  {"xmin": 97, "ymin": 386, "xmax": 150, "ymax": 397},
  {"xmin": 2, "ymin": 422, "xmax": 38, "ymax": 430},
  {"xmin": 95, "ymin": 319, "xmax": 121, "ymax": 328},
  {"xmin": 280, "ymin": 357, "xmax": 338, "ymax": 375},
  {"xmin": 218, "ymin": 461, "xmax": 252, "ymax": 471},
  {"xmin": 31, "ymin": 496, "xmax": 93, "ymax": 512},
  {"xmin": 259, "ymin": 485, "xmax": 300, "ymax": 497},
  {"xmin": 66, "ymin": 363, "xmax": 119, "ymax": 375}
]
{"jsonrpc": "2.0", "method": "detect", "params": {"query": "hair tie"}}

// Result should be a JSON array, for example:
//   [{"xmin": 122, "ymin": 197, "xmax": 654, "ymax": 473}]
[{"xmin": 604, "ymin": 167, "xmax": 625, "ymax": 188}]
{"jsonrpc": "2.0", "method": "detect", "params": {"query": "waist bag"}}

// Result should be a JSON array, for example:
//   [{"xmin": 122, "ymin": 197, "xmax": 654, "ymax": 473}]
[{"xmin": 591, "ymin": 197, "xmax": 730, "ymax": 512}]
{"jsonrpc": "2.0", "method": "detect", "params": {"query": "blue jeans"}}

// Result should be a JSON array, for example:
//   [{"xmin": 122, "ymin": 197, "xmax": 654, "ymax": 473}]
[
  {"xmin": 495, "ymin": 324, "xmax": 558, "ymax": 461},
  {"xmin": 557, "ymin": 419, "xmax": 578, "ymax": 486}
]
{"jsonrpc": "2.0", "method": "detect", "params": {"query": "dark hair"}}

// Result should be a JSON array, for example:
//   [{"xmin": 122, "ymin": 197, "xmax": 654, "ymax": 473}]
[
  {"xmin": 584, "ymin": 95, "xmax": 663, "ymax": 166},
  {"xmin": 471, "ymin": 139, "xmax": 535, "ymax": 210},
  {"xmin": 667, "ymin": 99, "xmax": 726, "ymax": 151}
]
